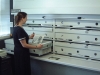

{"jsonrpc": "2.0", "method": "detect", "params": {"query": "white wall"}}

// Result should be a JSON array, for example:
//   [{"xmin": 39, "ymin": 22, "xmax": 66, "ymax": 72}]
[
  {"xmin": 0, "ymin": 0, "xmax": 1, "ymax": 33},
  {"xmin": 13, "ymin": 0, "xmax": 100, "ymax": 14},
  {"xmin": 0, "ymin": 0, "xmax": 12, "ymax": 36},
  {"xmin": 13, "ymin": 0, "xmax": 100, "ymax": 8}
]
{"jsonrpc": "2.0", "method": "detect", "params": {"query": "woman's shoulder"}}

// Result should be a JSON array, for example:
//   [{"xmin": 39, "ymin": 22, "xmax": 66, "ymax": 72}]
[
  {"xmin": 14, "ymin": 26, "xmax": 23, "ymax": 30},
  {"xmin": 13, "ymin": 26, "xmax": 23, "ymax": 33}
]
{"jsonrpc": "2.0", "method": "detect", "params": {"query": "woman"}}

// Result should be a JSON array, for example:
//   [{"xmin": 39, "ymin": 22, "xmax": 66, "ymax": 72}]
[{"xmin": 13, "ymin": 12, "xmax": 43, "ymax": 75}]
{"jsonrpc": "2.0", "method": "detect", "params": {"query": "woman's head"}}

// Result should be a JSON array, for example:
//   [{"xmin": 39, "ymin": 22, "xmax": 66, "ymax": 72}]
[{"xmin": 15, "ymin": 12, "xmax": 27, "ymax": 25}]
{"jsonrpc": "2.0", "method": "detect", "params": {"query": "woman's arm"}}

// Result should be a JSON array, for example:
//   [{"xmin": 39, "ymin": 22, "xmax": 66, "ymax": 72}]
[{"xmin": 20, "ymin": 39, "xmax": 42, "ymax": 49}]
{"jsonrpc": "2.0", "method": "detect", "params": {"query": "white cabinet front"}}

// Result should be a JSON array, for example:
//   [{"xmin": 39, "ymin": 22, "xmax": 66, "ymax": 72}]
[
  {"xmin": 55, "ymin": 33, "xmax": 100, "ymax": 43},
  {"xmin": 32, "ymin": 28, "xmax": 53, "ymax": 32},
  {"xmin": 23, "ymin": 27, "xmax": 53, "ymax": 32},
  {"xmin": 55, "ymin": 20, "xmax": 100, "ymax": 27},
  {"xmin": 54, "ymin": 46, "xmax": 100, "ymax": 59},
  {"xmin": 26, "ymin": 19, "xmax": 53, "ymax": 25},
  {"xmin": 55, "ymin": 42, "xmax": 100, "ymax": 51},
  {"xmin": 55, "ymin": 29, "xmax": 100, "ymax": 36}
]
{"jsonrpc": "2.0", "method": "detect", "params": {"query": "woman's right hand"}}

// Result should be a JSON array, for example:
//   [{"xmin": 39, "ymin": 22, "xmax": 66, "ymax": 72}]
[{"xmin": 36, "ymin": 44, "xmax": 43, "ymax": 49}]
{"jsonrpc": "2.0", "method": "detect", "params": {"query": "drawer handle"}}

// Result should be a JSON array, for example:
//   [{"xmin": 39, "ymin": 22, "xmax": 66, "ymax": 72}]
[
  {"xmin": 55, "ymin": 25, "xmax": 57, "ymax": 26},
  {"xmin": 77, "ymin": 17, "xmax": 82, "ymax": 19},
  {"xmin": 91, "ymin": 59, "xmax": 100, "ymax": 61},
  {"xmin": 68, "ymin": 53, "xmax": 72, "ymax": 56},
  {"xmin": 70, "ymin": 25, "xmax": 73, "ymax": 27},
  {"xmin": 85, "ymin": 26, "xmax": 92, "ymax": 28},
  {"xmin": 85, "ymin": 41, "xmax": 89, "ymax": 43},
  {"xmin": 84, "ymin": 55, "xmax": 90, "ymax": 58},
  {"xmin": 61, "ymin": 48, "xmax": 63, "ymax": 51},
  {"xmin": 68, "ymin": 39, "xmax": 72, "ymax": 41}
]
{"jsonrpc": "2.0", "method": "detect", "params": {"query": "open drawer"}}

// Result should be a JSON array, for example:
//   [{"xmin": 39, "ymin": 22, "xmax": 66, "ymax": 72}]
[{"xmin": 27, "ymin": 31, "xmax": 53, "ymax": 40}]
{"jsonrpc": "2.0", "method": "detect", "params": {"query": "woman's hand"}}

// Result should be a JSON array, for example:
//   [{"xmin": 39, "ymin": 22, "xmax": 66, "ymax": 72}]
[
  {"xmin": 36, "ymin": 44, "xmax": 43, "ymax": 49},
  {"xmin": 29, "ymin": 33, "xmax": 35, "ymax": 39},
  {"xmin": 10, "ymin": 34, "xmax": 12, "ymax": 37},
  {"xmin": 10, "ymin": 34, "xmax": 12, "ymax": 36}
]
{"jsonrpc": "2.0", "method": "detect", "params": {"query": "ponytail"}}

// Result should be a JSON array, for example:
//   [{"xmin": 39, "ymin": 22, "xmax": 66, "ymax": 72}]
[
  {"xmin": 15, "ymin": 15, "xmax": 19, "ymax": 25},
  {"xmin": 15, "ymin": 12, "xmax": 27, "ymax": 25}
]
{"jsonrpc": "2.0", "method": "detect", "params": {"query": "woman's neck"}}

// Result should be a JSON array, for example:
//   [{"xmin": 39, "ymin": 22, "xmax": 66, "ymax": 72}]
[{"xmin": 17, "ymin": 22, "xmax": 23, "ymax": 27}]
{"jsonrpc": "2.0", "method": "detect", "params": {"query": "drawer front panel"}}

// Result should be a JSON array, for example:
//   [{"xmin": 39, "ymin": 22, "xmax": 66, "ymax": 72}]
[
  {"xmin": 55, "ymin": 33, "xmax": 100, "ymax": 43},
  {"xmin": 26, "ymin": 19, "xmax": 53, "ymax": 24},
  {"xmin": 55, "ymin": 20, "xmax": 100, "ymax": 27},
  {"xmin": 23, "ymin": 27, "xmax": 53, "ymax": 32},
  {"xmin": 54, "ymin": 46, "xmax": 100, "ymax": 59},
  {"xmin": 55, "ymin": 42, "xmax": 100, "ymax": 51},
  {"xmin": 55, "ymin": 29, "xmax": 100, "ymax": 36}
]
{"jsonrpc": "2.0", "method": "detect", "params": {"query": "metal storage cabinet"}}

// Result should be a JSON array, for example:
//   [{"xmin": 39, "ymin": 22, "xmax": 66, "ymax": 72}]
[
  {"xmin": 55, "ymin": 42, "xmax": 100, "ymax": 51},
  {"xmin": 55, "ymin": 33, "xmax": 100, "ymax": 43},
  {"xmin": 55, "ymin": 20, "xmax": 100, "ymax": 27},
  {"xmin": 54, "ymin": 46, "xmax": 100, "ymax": 59},
  {"xmin": 0, "ymin": 56, "xmax": 13, "ymax": 75}
]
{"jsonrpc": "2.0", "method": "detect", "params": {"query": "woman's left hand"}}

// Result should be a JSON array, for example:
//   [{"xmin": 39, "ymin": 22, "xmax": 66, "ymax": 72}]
[{"xmin": 29, "ymin": 33, "xmax": 35, "ymax": 39}]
